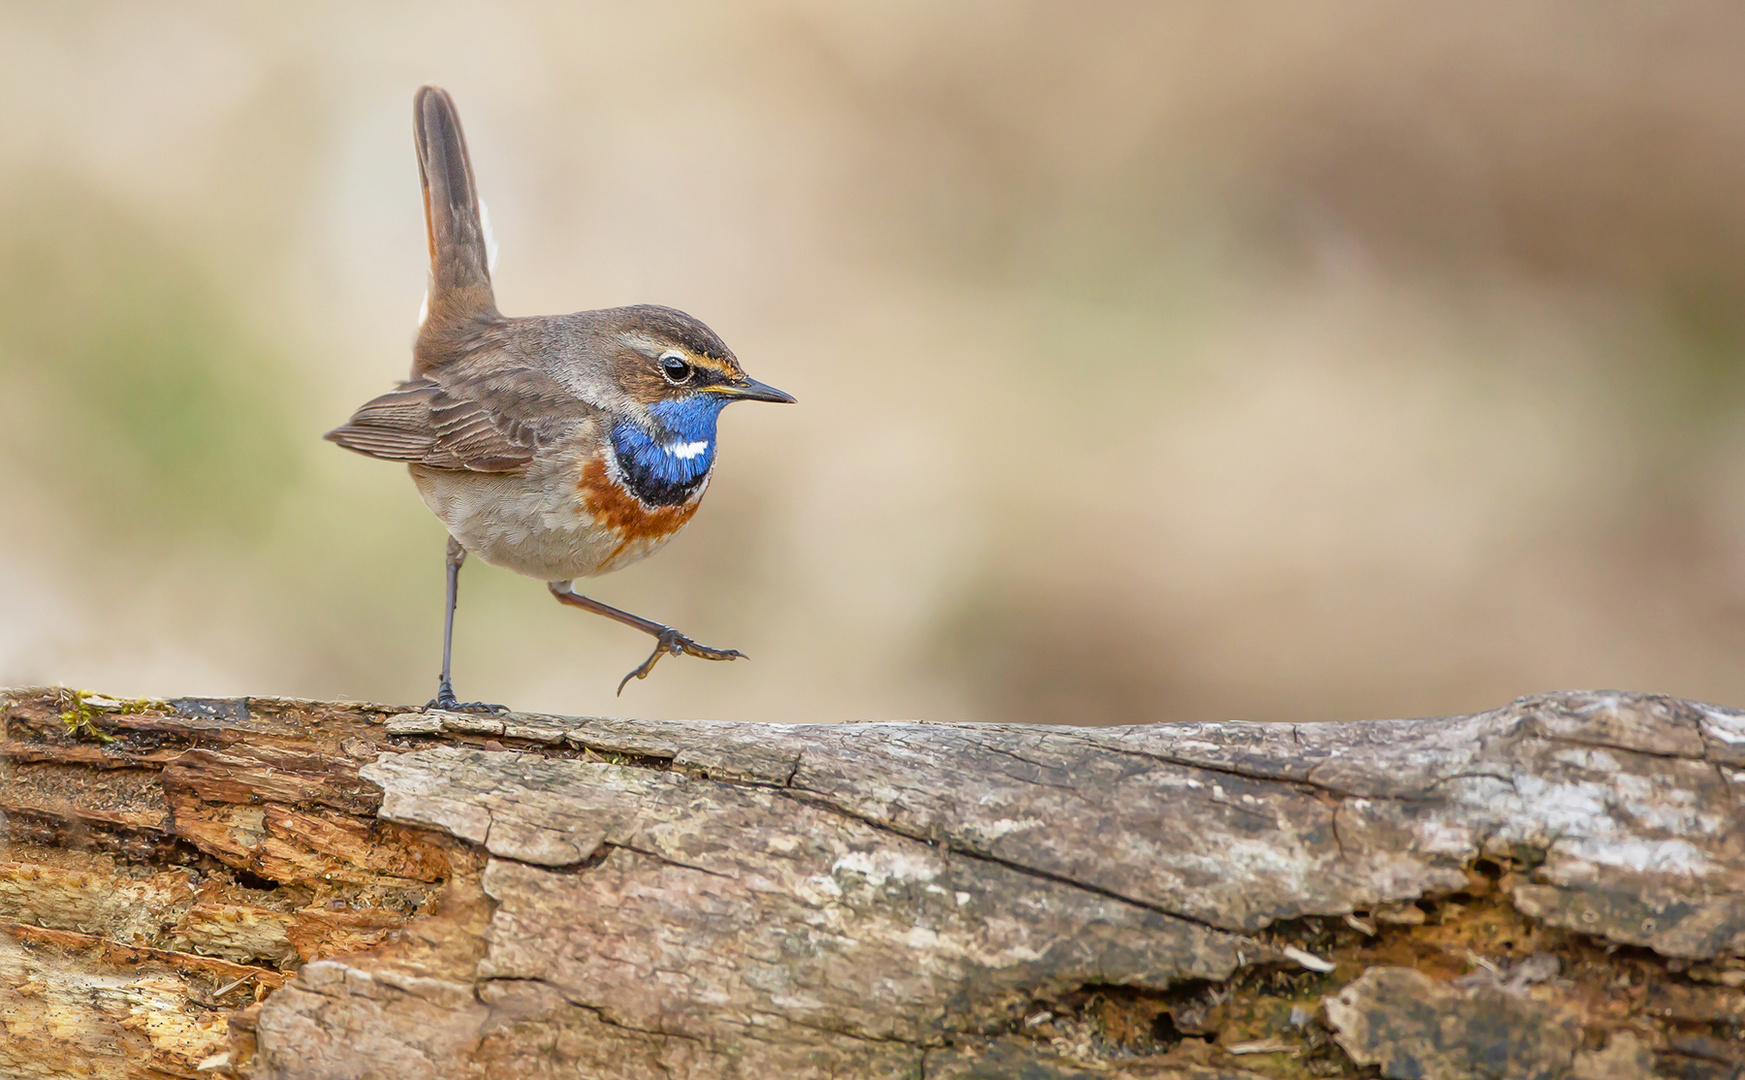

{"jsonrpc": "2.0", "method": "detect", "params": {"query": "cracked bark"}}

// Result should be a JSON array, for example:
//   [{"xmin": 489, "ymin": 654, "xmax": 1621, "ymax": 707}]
[{"xmin": 1, "ymin": 688, "xmax": 1742, "ymax": 1079}]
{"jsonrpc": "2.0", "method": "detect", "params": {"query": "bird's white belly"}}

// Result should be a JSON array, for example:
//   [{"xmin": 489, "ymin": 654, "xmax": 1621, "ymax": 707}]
[{"xmin": 410, "ymin": 464, "xmax": 646, "ymax": 581}]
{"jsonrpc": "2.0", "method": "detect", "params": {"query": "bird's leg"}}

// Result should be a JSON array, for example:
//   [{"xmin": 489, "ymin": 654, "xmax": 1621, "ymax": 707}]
[
  {"xmin": 427, "ymin": 536, "xmax": 508, "ymax": 714},
  {"xmin": 547, "ymin": 581, "xmax": 745, "ymax": 695}
]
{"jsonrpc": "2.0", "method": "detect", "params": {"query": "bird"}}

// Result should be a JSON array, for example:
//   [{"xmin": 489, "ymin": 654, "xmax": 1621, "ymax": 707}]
[{"xmin": 325, "ymin": 86, "xmax": 794, "ymax": 709}]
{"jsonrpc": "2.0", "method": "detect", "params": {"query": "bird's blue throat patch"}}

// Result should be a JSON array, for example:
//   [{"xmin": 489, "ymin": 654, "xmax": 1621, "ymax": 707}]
[{"xmin": 611, "ymin": 396, "xmax": 727, "ymax": 507}]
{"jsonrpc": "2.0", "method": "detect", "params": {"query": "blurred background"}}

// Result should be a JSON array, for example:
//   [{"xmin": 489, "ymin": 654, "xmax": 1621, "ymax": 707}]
[{"xmin": 4, "ymin": 2, "xmax": 1745, "ymax": 725}]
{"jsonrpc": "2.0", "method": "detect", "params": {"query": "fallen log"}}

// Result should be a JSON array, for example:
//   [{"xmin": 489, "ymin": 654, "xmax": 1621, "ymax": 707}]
[{"xmin": 0, "ymin": 687, "xmax": 1740, "ymax": 1078}]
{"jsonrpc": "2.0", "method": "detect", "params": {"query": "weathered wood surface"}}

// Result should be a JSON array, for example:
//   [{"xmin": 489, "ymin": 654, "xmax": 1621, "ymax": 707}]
[{"xmin": 1, "ymin": 687, "xmax": 1742, "ymax": 1079}]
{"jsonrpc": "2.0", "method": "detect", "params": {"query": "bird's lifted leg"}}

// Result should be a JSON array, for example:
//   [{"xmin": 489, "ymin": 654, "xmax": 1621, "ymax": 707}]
[
  {"xmin": 548, "ymin": 581, "xmax": 745, "ymax": 695},
  {"xmin": 427, "ymin": 536, "xmax": 508, "ymax": 714}
]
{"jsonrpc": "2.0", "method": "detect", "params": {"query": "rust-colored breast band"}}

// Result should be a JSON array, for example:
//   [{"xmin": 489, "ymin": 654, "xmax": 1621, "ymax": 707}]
[{"xmin": 577, "ymin": 456, "xmax": 700, "ymax": 543}]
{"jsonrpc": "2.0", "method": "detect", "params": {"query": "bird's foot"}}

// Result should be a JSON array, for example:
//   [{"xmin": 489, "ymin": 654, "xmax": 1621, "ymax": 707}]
[
  {"xmin": 619, "ymin": 627, "xmax": 745, "ymax": 695},
  {"xmin": 425, "ymin": 682, "xmax": 510, "ymax": 714}
]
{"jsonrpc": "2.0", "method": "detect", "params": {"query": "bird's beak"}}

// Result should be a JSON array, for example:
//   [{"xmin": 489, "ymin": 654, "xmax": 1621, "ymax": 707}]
[{"xmin": 713, "ymin": 376, "xmax": 796, "ymax": 404}]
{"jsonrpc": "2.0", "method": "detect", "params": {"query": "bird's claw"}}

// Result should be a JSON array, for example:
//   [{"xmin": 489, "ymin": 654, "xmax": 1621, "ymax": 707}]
[
  {"xmin": 617, "ymin": 627, "xmax": 745, "ymax": 695},
  {"xmin": 425, "ymin": 684, "xmax": 510, "ymax": 714}
]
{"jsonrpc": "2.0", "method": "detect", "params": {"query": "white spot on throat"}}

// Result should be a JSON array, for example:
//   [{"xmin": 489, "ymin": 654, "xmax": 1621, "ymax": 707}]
[{"xmin": 667, "ymin": 439, "xmax": 710, "ymax": 460}]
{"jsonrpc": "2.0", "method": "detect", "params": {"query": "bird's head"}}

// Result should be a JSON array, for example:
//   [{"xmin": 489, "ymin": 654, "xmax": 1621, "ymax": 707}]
[{"xmin": 602, "ymin": 305, "xmax": 793, "ymax": 506}]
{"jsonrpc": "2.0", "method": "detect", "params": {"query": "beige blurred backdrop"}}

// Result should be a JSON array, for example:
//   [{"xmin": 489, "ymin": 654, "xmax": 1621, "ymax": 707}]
[{"xmin": 4, "ymin": 2, "xmax": 1745, "ymax": 725}]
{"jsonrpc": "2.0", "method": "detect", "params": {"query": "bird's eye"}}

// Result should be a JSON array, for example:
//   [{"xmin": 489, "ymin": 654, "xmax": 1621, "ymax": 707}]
[{"xmin": 660, "ymin": 354, "xmax": 693, "ymax": 384}]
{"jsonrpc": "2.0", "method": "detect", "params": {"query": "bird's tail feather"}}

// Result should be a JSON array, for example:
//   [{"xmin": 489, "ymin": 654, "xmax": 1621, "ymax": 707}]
[{"xmin": 414, "ymin": 85, "xmax": 498, "ymax": 342}]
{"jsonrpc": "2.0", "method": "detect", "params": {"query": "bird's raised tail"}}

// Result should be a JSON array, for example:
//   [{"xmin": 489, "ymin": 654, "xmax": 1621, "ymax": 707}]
[{"xmin": 414, "ymin": 85, "xmax": 498, "ymax": 357}]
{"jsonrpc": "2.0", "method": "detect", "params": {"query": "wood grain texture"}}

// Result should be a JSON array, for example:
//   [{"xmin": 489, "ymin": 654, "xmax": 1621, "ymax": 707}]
[{"xmin": 1, "ymin": 688, "xmax": 1742, "ymax": 1078}]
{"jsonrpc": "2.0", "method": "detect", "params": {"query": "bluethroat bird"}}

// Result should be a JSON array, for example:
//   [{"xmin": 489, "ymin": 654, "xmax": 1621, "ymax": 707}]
[{"xmin": 326, "ymin": 86, "xmax": 794, "ymax": 709}]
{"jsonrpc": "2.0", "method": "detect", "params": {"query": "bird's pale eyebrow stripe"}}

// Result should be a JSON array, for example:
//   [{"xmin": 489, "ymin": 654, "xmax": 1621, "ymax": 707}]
[
  {"xmin": 667, "ymin": 439, "xmax": 710, "ymax": 459},
  {"xmin": 688, "ymin": 354, "xmax": 741, "ymax": 378}
]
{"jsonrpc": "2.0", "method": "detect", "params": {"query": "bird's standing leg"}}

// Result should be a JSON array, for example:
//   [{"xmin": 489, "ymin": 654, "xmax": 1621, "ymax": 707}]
[
  {"xmin": 548, "ymin": 581, "xmax": 745, "ymax": 695},
  {"xmin": 427, "ymin": 536, "xmax": 507, "ymax": 713}
]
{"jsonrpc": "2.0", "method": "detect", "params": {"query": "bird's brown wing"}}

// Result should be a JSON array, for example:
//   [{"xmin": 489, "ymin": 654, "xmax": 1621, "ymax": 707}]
[{"xmin": 325, "ymin": 364, "xmax": 595, "ymax": 473}]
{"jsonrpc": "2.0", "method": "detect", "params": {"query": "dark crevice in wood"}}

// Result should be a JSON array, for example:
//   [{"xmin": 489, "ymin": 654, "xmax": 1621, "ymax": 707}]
[
  {"xmin": 601, "ymin": 842, "xmax": 734, "ymax": 880},
  {"xmin": 738, "ymin": 1005, "xmax": 933, "ymax": 1049},
  {"xmin": 1538, "ymin": 733, "xmax": 1713, "ymax": 762},
  {"xmin": 562, "ymin": 743, "xmax": 678, "ymax": 772},
  {"xmin": 776, "ymin": 786, "xmax": 1247, "ymax": 938},
  {"xmin": 1060, "ymin": 735, "xmax": 1413, "ymax": 802},
  {"xmin": 474, "ymin": 976, "xmax": 708, "ymax": 1044}
]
